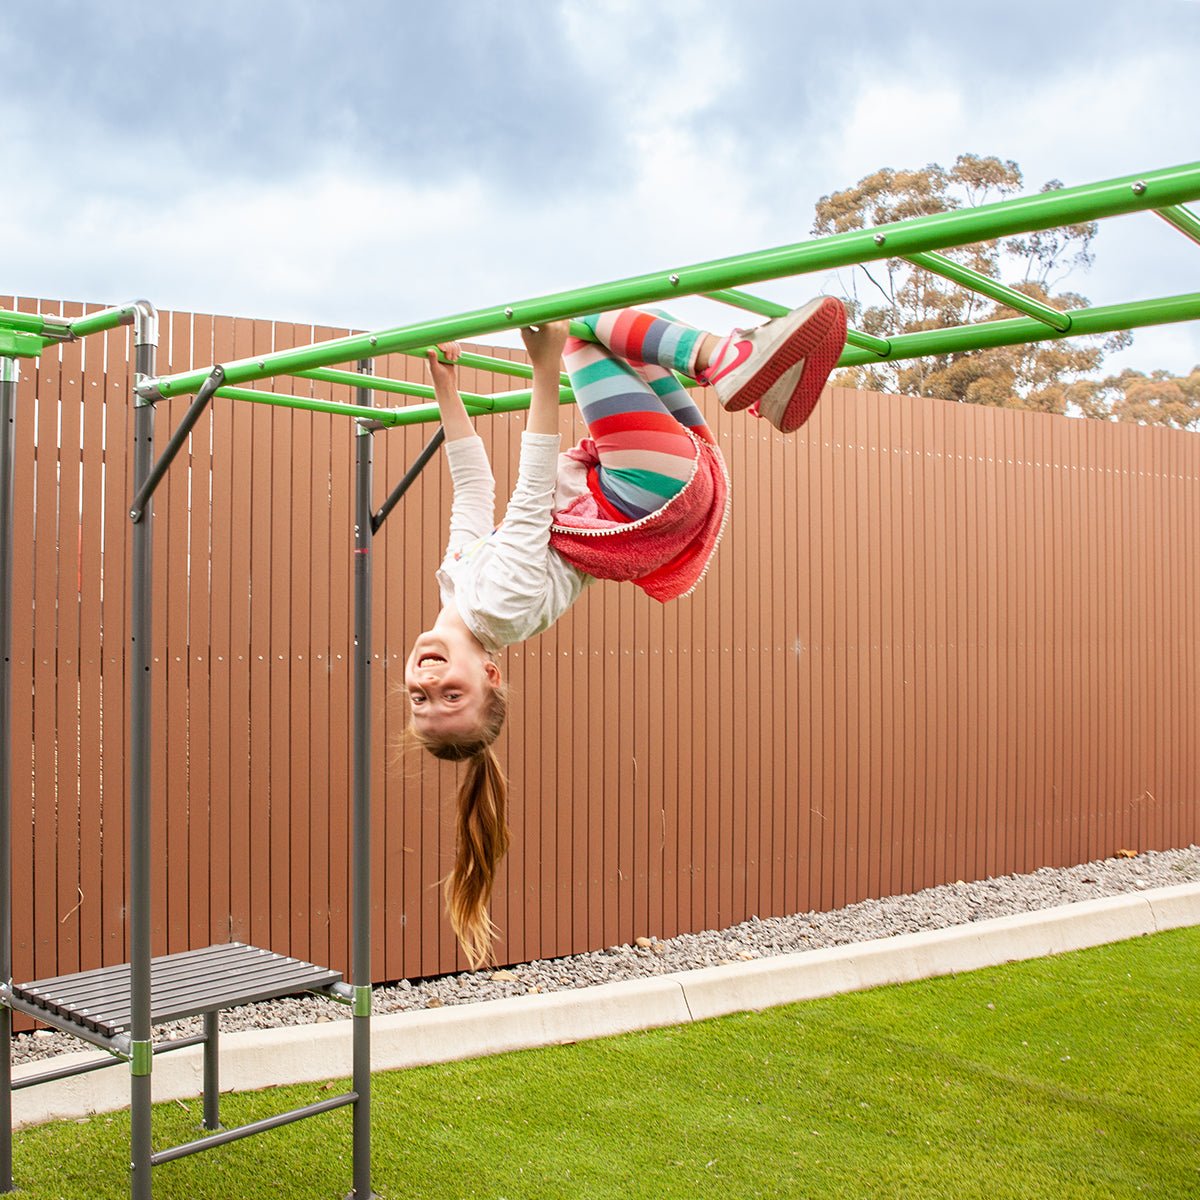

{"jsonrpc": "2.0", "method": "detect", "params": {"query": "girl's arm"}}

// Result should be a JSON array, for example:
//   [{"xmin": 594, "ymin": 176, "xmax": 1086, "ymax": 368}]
[
  {"xmin": 427, "ymin": 342, "xmax": 477, "ymax": 442},
  {"xmin": 473, "ymin": 324, "xmax": 570, "ymax": 605},
  {"xmin": 427, "ymin": 344, "xmax": 496, "ymax": 551},
  {"xmin": 520, "ymin": 323, "xmax": 569, "ymax": 435}
]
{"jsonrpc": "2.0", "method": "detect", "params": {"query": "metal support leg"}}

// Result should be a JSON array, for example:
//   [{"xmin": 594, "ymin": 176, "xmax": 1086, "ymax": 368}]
[
  {"xmin": 0, "ymin": 1006, "xmax": 10, "ymax": 1196},
  {"xmin": 128, "ymin": 315, "xmax": 158, "ymax": 1200},
  {"xmin": 350, "ymin": 363, "xmax": 374, "ymax": 1199},
  {"xmin": 0, "ymin": 356, "xmax": 17, "ymax": 1193},
  {"xmin": 202, "ymin": 1012, "xmax": 219, "ymax": 1131}
]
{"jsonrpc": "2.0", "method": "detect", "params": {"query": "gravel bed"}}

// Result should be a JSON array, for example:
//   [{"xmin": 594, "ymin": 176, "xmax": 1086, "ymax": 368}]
[{"xmin": 13, "ymin": 845, "xmax": 1198, "ymax": 1068}]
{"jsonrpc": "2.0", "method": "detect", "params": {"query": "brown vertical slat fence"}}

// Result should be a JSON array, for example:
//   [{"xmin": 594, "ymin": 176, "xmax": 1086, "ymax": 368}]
[{"xmin": 4, "ymin": 297, "xmax": 1198, "ymax": 1004}]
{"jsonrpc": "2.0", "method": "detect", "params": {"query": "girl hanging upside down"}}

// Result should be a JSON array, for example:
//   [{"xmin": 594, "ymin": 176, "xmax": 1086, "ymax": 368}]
[{"xmin": 406, "ymin": 298, "xmax": 847, "ymax": 966}]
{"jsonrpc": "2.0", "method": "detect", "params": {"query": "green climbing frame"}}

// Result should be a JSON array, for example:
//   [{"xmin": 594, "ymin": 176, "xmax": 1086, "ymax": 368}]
[{"xmin": 3, "ymin": 160, "xmax": 1199, "ymax": 425}]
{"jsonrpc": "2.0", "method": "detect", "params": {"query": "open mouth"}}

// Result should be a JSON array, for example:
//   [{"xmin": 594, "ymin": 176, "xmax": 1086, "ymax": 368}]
[{"xmin": 417, "ymin": 654, "xmax": 446, "ymax": 668}]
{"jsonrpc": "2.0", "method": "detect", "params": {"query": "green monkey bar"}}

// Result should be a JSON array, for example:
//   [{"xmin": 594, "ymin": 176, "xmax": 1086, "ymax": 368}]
[
  {"xmin": 2, "ymin": 161, "xmax": 1199, "ymax": 417},
  {"xmin": 200, "ymin": 290, "xmax": 1199, "ymax": 429},
  {"xmin": 125, "ymin": 159, "xmax": 1200, "ymax": 413}
]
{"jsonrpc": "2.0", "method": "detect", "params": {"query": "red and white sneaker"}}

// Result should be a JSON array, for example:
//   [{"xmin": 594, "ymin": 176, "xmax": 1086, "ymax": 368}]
[{"xmin": 700, "ymin": 296, "xmax": 847, "ymax": 432}]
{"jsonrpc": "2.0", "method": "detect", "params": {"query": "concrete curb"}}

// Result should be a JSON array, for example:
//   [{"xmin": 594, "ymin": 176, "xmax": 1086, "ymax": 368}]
[{"xmin": 13, "ymin": 881, "xmax": 1200, "ymax": 1130}]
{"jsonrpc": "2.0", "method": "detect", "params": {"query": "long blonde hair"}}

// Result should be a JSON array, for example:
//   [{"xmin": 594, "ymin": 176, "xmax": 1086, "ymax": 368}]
[{"xmin": 410, "ymin": 686, "xmax": 509, "ymax": 968}]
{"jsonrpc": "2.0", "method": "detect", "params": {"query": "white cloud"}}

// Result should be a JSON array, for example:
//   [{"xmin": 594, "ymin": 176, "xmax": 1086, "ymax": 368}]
[
  {"xmin": 4, "ymin": 4, "xmax": 1197, "ymax": 377},
  {"xmin": 822, "ymin": 77, "xmax": 968, "ymax": 183}
]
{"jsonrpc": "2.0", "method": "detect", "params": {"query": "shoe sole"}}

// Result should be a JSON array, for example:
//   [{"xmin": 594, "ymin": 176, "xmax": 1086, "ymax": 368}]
[{"xmin": 726, "ymin": 297, "xmax": 847, "ymax": 431}]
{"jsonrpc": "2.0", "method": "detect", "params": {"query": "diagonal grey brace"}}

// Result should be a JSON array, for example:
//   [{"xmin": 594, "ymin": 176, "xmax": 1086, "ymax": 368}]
[
  {"xmin": 129, "ymin": 365, "xmax": 225, "ymax": 524},
  {"xmin": 371, "ymin": 426, "xmax": 445, "ymax": 533}
]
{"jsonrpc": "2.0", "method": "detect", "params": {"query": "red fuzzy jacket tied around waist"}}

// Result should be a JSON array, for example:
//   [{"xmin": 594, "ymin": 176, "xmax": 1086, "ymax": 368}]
[{"xmin": 549, "ymin": 431, "xmax": 731, "ymax": 602}]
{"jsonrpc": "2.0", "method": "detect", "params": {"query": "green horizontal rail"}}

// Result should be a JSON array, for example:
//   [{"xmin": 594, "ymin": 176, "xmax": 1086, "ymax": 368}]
[
  {"xmin": 141, "ymin": 162, "xmax": 1200, "ymax": 399},
  {"xmin": 837, "ymin": 291, "xmax": 1200, "ymax": 367},
  {"xmin": 0, "ymin": 309, "xmax": 50, "ymax": 335},
  {"xmin": 904, "ymin": 251, "xmax": 1072, "ymax": 331},
  {"xmin": 705, "ymin": 287, "xmax": 892, "ymax": 356},
  {"xmin": 0, "ymin": 309, "xmax": 64, "ymax": 356},
  {"xmin": 293, "ymin": 367, "xmax": 436, "ymax": 400},
  {"xmin": 399, "ymin": 324, "xmax": 595, "ymax": 380},
  {"xmin": 704, "ymin": 288, "xmax": 791, "ymax": 319},
  {"xmin": 1157, "ymin": 204, "xmax": 1200, "ymax": 245},
  {"xmin": 214, "ymin": 385, "xmax": 413, "ymax": 424},
  {"xmin": 381, "ymin": 385, "xmax": 577, "ymax": 427},
  {"xmin": 291, "ymin": 321, "xmax": 694, "ymax": 398},
  {"xmin": 68, "ymin": 305, "xmax": 139, "ymax": 338},
  {"xmin": 401, "ymin": 347, "xmax": 542, "ymax": 382},
  {"xmin": 212, "ymin": 382, "xmax": 576, "ymax": 427},
  {"xmin": 0, "ymin": 303, "xmax": 139, "ymax": 341},
  {"xmin": 201, "ymin": 291, "xmax": 1200, "ymax": 427},
  {"xmin": 287, "ymin": 325, "xmax": 597, "ymax": 395},
  {"xmin": 292, "ymin": 351, "xmax": 572, "ymax": 395}
]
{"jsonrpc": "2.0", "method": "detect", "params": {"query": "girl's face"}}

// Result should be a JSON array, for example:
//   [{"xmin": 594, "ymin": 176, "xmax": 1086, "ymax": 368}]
[{"xmin": 404, "ymin": 624, "xmax": 501, "ymax": 740}]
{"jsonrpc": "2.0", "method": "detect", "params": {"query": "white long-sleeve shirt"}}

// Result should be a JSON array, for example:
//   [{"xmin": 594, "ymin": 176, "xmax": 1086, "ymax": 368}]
[{"xmin": 436, "ymin": 432, "xmax": 593, "ymax": 651}]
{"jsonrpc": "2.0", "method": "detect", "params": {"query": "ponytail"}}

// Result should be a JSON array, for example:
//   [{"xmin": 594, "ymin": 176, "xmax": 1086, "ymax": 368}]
[
  {"xmin": 408, "ymin": 684, "xmax": 510, "ymax": 967},
  {"xmin": 444, "ymin": 745, "xmax": 509, "ymax": 968}
]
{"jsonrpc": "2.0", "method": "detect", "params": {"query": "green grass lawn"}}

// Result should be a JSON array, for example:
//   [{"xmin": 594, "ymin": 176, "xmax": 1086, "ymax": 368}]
[{"xmin": 13, "ymin": 927, "xmax": 1199, "ymax": 1199}]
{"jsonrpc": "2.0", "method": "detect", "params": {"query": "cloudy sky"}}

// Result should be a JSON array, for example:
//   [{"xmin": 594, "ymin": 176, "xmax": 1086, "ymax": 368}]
[{"xmin": 4, "ymin": 0, "xmax": 1198, "ymax": 375}]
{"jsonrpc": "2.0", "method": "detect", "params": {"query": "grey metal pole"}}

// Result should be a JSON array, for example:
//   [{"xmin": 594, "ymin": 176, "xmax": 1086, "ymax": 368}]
[
  {"xmin": 202, "ymin": 1012, "xmax": 219, "ymax": 1131},
  {"xmin": 0, "ymin": 355, "xmax": 18, "ymax": 1194},
  {"xmin": 350, "ymin": 361, "xmax": 374, "ymax": 1199},
  {"xmin": 128, "ymin": 305, "xmax": 158, "ymax": 1200}
]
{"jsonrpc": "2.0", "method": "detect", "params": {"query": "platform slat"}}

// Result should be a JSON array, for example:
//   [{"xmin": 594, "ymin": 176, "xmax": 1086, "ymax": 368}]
[{"xmin": 11, "ymin": 943, "xmax": 341, "ymax": 1038}]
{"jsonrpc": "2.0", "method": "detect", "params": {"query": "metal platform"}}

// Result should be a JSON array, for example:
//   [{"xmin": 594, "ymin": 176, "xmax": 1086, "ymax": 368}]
[{"xmin": 10, "ymin": 943, "xmax": 341, "ymax": 1039}]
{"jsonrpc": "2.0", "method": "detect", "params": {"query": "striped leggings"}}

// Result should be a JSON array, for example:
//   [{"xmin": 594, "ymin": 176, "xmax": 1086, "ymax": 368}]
[{"xmin": 567, "ymin": 309, "xmax": 716, "ymax": 520}]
